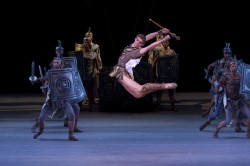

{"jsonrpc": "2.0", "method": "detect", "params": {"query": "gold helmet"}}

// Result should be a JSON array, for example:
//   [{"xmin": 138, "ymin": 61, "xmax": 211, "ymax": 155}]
[
  {"xmin": 84, "ymin": 27, "xmax": 93, "ymax": 42},
  {"xmin": 156, "ymin": 34, "xmax": 164, "ymax": 40},
  {"xmin": 156, "ymin": 34, "xmax": 169, "ymax": 46}
]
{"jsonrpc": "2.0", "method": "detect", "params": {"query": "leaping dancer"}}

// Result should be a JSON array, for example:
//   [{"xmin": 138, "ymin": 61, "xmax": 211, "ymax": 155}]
[{"xmin": 109, "ymin": 23, "xmax": 177, "ymax": 98}]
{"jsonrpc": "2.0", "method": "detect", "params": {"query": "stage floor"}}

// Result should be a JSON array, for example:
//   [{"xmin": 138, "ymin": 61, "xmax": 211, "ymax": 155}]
[{"xmin": 0, "ymin": 92, "xmax": 250, "ymax": 166}]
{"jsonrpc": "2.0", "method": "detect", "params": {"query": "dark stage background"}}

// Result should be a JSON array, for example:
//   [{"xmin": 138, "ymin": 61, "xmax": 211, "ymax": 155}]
[{"xmin": 1, "ymin": 1, "xmax": 250, "ymax": 93}]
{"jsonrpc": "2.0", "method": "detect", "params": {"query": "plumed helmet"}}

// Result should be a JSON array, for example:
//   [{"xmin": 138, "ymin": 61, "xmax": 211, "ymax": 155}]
[
  {"xmin": 55, "ymin": 40, "xmax": 64, "ymax": 58},
  {"xmin": 223, "ymin": 42, "xmax": 232, "ymax": 55},
  {"xmin": 84, "ymin": 27, "xmax": 93, "ymax": 41},
  {"xmin": 55, "ymin": 40, "xmax": 64, "ymax": 52},
  {"xmin": 156, "ymin": 34, "xmax": 164, "ymax": 40},
  {"xmin": 156, "ymin": 34, "xmax": 169, "ymax": 45}
]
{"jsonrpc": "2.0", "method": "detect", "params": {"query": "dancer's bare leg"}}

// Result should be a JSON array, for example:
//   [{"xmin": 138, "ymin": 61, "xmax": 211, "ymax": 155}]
[{"xmin": 118, "ymin": 74, "xmax": 177, "ymax": 98}]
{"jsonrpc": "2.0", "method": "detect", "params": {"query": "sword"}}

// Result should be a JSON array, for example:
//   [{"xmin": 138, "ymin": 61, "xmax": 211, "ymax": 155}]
[
  {"xmin": 39, "ymin": 65, "xmax": 43, "ymax": 79},
  {"xmin": 39, "ymin": 65, "xmax": 48, "ymax": 90},
  {"xmin": 29, "ymin": 61, "xmax": 37, "ymax": 84},
  {"xmin": 149, "ymin": 18, "xmax": 180, "ymax": 40}
]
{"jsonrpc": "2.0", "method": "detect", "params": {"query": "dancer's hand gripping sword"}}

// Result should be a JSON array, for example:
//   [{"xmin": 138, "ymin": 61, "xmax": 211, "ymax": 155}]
[{"xmin": 149, "ymin": 18, "xmax": 180, "ymax": 40}]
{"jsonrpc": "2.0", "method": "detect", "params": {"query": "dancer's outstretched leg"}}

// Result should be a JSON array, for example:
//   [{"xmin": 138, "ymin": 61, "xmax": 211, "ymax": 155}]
[{"xmin": 118, "ymin": 74, "xmax": 177, "ymax": 98}]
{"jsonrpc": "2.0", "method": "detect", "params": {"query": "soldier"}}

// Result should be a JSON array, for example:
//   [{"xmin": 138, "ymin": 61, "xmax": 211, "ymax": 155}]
[
  {"xmin": 85, "ymin": 28, "xmax": 102, "ymax": 103},
  {"xmin": 200, "ymin": 43, "xmax": 245, "ymax": 132},
  {"xmin": 85, "ymin": 28, "xmax": 102, "ymax": 72},
  {"xmin": 76, "ymin": 28, "xmax": 102, "ymax": 111},
  {"xmin": 33, "ymin": 57, "xmax": 83, "ymax": 141},
  {"xmin": 148, "ymin": 34, "xmax": 178, "ymax": 111},
  {"xmin": 109, "ymin": 28, "xmax": 177, "ymax": 98},
  {"xmin": 31, "ymin": 40, "xmax": 65, "ymax": 132},
  {"xmin": 80, "ymin": 35, "xmax": 101, "ymax": 111},
  {"xmin": 200, "ymin": 55, "xmax": 245, "ymax": 132},
  {"xmin": 213, "ymin": 59, "xmax": 250, "ymax": 138},
  {"xmin": 202, "ymin": 42, "xmax": 233, "ymax": 118},
  {"xmin": 31, "ymin": 41, "xmax": 84, "ymax": 133}
]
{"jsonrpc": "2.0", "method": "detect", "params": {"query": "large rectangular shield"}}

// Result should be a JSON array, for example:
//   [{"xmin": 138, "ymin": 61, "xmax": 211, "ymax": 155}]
[
  {"xmin": 239, "ymin": 63, "xmax": 250, "ymax": 100},
  {"xmin": 68, "ymin": 51, "xmax": 85, "ymax": 82},
  {"xmin": 48, "ymin": 68, "xmax": 86, "ymax": 104},
  {"xmin": 155, "ymin": 55, "xmax": 179, "ymax": 83},
  {"xmin": 63, "ymin": 57, "xmax": 78, "ymax": 72}
]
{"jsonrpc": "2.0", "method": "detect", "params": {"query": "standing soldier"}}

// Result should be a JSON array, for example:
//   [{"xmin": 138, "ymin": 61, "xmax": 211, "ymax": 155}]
[
  {"xmin": 148, "ymin": 34, "xmax": 178, "ymax": 111},
  {"xmin": 213, "ymin": 59, "xmax": 250, "ymax": 138},
  {"xmin": 81, "ymin": 28, "xmax": 102, "ymax": 111}
]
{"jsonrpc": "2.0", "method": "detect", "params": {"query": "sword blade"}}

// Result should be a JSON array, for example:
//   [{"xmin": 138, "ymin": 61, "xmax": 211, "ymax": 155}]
[
  {"xmin": 39, "ymin": 65, "xmax": 43, "ymax": 78},
  {"xmin": 29, "ymin": 61, "xmax": 37, "ymax": 82}
]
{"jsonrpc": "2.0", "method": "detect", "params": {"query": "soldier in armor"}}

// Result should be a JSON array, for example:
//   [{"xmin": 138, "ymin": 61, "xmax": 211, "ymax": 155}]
[
  {"xmin": 30, "ymin": 40, "xmax": 83, "ymax": 132},
  {"xmin": 199, "ymin": 55, "xmax": 233, "ymax": 131},
  {"xmin": 85, "ymin": 28, "xmax": 102, "ymax": 69},
  {"xmin": 213, "ymin": 59, "xmax": 250, "ymax": 138},
  {"xmin": 31, "ymin": 40, "xmax": 65, "ymax": 132},
  {"xmin": 33, "ymin": 58, "xmax": 82, "ymax": 141},
  {"xmin": 109, "ymin": 28, "xmax": 177, "ymax": 98},
  {"xmin": 201, "ymin": 43, "xmax": 232, "ymax": 119},
  {"xmin": 82, "ymin": 29, "xmax": 102, "ymax": 106},
  {"xmin": 81, "ymin": 35, "xmax": 101, "ymax": 111},
  {"xmin": 148, "ymin": 34, "xmax": 178, "ymax": 111},
  {"xmin": 200, "ymin": 44, "xmax": 245, "ymax": 132}
]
